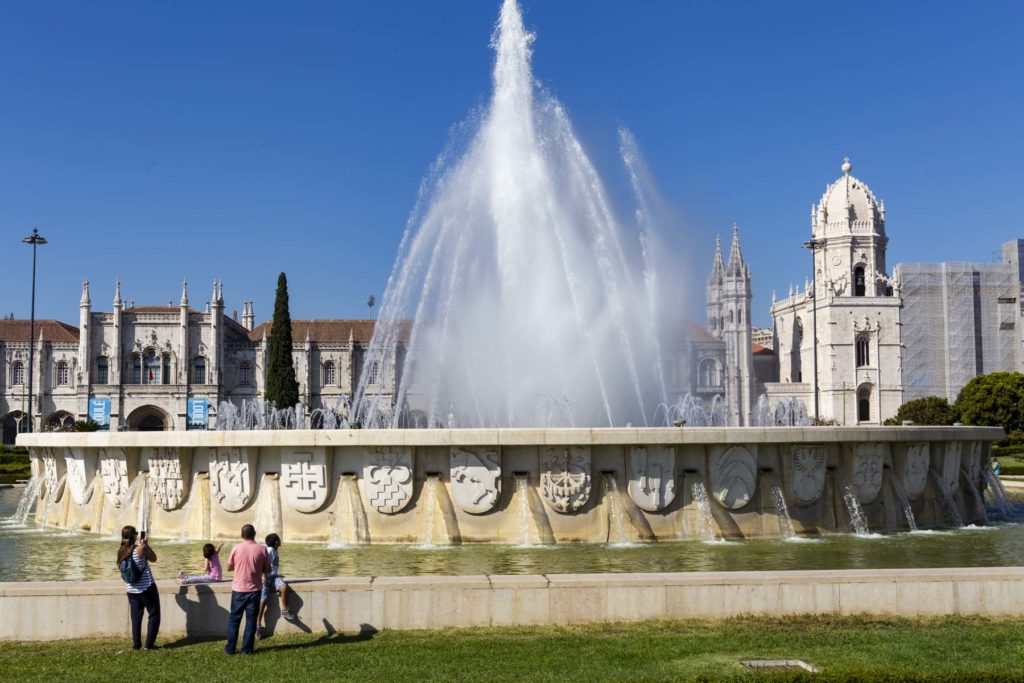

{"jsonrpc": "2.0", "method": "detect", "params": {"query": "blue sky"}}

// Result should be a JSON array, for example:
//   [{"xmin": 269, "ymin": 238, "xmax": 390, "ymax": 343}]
[{"xmin": 2, "ymin": 1, "xmax": 1022, "ymax": 328}]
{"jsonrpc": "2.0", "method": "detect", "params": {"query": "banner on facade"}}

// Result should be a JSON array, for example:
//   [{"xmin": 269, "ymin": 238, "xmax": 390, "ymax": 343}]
[
  {"xmin": 187, "ymin": 398, "xmax": 208, "ymax": 430},
  {"xmin": 89, "ymin": 397, "xmax": 111, "ymax": 429}
]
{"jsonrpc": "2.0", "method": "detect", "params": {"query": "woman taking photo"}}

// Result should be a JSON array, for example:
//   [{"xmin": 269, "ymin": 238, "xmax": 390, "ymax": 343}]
[{"xmin": 116, "ymin": 525, "xmax": 160, "ymax": 650}]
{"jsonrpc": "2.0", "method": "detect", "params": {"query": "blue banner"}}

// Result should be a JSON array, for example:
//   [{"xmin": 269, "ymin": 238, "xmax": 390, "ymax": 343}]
[
  {"xmin": 89, "ymin": 397, "xmax": 111, "ymax": 428},
  {"xmin": 187, "ymin": 398, "xmax": 209, "ymax": 430}
]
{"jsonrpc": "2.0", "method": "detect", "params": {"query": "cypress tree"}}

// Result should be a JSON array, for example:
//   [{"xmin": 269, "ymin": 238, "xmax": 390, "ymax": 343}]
[{"xmin": 265, "ymin": 272, "xmax": 300, "ymax": 409}]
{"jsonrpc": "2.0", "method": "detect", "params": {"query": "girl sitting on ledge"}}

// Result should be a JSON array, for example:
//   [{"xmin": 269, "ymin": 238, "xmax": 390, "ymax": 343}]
[{"xmin": 178, "ymin": 543, "xmax": 223, "ymax": 584}]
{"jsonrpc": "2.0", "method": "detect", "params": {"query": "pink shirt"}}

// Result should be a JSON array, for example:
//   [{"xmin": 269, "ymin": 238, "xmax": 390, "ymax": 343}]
[
  {"xmin": 227, "ymin": 540, "xmax": 269, "ymax": 592},
  {"xmin": 207, "ymin": 554, "xmax": 223, "ymax": 581}
]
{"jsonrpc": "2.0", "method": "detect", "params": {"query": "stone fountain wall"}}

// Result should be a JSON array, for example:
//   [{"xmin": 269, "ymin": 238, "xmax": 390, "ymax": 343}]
[{"xmin": 18, "ymin": 427, "xmax": 1002, "ymax": 543}]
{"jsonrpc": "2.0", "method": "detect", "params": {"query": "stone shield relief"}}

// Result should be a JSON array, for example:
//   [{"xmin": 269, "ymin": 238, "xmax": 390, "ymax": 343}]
[
  {"xmin": 65, "ymin": 447, "xmax": 98, "ymax": 505},
  {"xmin": 788, "ymin": 444, "xmax": 826, "ymax": 506},
  {"xmin": 627, "ymin": 445, "xmax": 676, "ymax": 512},
  {"xmin": 941, "ymin": 442, "xmax": 962, "ymax": 494},
  {"xmin": 208, "ymin": 447, "xmax": 257, "ymax": 512},
  {"xmin": 450, "ymin": 447, "xmax": 501, "ymax": 514},
  {"xmin": 281, "ymin": 448, "xmax": 331, "ymax": 514},
  {"xmin": 541, "ymin": 446, "xmax": 591, "ymax": 513},
  {"xmin": 99, "ymin": 448, "xmax": 132, "ymax": 509},
  {"xmin": 850, "ymin": 443, "xmax": 885, "ymax": 504},
  {"xmin": 898, "ymin": 443, "xmax": 930, "ymax": 500},
  {"xmin": 709, "ymin": 445, "xmax": 758, "ymax": 510},
  {"xmin": 146, "ymin": 447, "xmax": 192, "ymax": 512},
  {"xmin": 41, "ymin": 448, "xmax": 66, "ymax": 501},
  {"xmin": 363, "ymin": 448, "xmax": 414, "ymax": 514}
]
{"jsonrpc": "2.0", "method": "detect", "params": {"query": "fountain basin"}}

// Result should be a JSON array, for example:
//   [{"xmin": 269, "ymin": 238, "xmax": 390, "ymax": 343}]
[{"xmin": 17, "ymin": 426, "xmax": 1002, "ymax": 542}]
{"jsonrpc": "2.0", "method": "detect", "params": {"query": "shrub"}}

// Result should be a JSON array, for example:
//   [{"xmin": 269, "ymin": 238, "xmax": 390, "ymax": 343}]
[
  {"xmin": 883, "ymin": 396, "xmax": 958, "ymax": 426},
  {"xmin": 953, "ymin": 372, "xmax": 1024, "ymax": 438}
]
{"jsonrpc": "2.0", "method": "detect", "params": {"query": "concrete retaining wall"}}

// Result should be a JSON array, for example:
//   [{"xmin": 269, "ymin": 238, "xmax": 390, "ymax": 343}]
[{"xmin": 3, "ymin": 567, "xmax": 1024, "ymax": 641}]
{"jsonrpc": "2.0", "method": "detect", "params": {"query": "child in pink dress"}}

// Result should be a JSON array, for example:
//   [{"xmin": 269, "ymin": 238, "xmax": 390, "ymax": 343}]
[{"xmin": 178, "ymin": 543, "xmax": 223, "ymax": 584}]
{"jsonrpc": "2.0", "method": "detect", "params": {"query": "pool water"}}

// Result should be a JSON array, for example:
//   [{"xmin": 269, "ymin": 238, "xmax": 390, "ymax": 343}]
[{"xmin": 2, "ymin": 487, "xmax": 1023, "ymax": 582}]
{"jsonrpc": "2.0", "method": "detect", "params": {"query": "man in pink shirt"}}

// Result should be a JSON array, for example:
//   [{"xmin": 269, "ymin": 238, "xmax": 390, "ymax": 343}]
[{"xmin": 224, "ymin": 524, "xmax": 271, "ymax": 655}]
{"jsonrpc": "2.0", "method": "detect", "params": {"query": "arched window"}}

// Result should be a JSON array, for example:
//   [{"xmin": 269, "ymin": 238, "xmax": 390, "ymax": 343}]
[
  {"xmin": 791, "ymin": 319, "xmax": 803, "ymax": 383},
  {"xmin": 854, "ymin": 266, "xmax": 866, "ymax": 297},
  {"xmin": 11, "ymin": 361, "xmax": 24, "ymax": 386},
  {"xmin": 55, "ymin": 361, "xmax": 69, "ymax": 386},
  {"xmin": 162, "ymin": 355, "xmax": 171, "ymax": 384},
  {"xmin": 142, "ymin": 350, "xmax": 159, "ymax": 385},
  {"xmin": 323, "ymin": 361, "xmax": 336, "ymax": 386},
  {"xmin": 239, "ymin": 362, "xmax": 252, "ymax": 386},
  {"xmin": 699, "ymin": 358, "xmax": 720, "ymax": 387},
  {"xmin": 132, "ymin": 355, "xmax": 142, "ymax": 384},
  {"xmin": 367, "ymin": 360, "xmax": 380, "ymax": 385},
  {"xmin": 728, "ymin": 309, "xmax": 734, "ymax": 323},
  {"xmin": 193, "ymin": 357, "xmax": 207, "ymax": 385},
  {"xmin": 856, "ymin": 336, "xmax": 870, "ymax": 367},
  {"xmin": 857, "ymin": 385, "xmax": 872, "ymax": 422},
  {"xmin": 96, "ymin": 357, "xmax": 109, "ymax": 385}
]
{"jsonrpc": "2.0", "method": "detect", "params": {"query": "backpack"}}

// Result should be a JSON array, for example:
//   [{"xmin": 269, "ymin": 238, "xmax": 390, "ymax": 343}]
[{"xmin": 119, "ymin": 549, "xmax": 142, "ymax": 583}]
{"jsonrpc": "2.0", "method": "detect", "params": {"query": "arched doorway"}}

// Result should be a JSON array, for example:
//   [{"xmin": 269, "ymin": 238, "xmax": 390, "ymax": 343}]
[
  {"xmin": 2, "ymin": 411, "xmax": 27, "ymax": 445},
  {"xmin": 45, "ymin": 411, "xmax": 75, "ymax": 431},
  {"xmin": 127, "ymin": 405, "xmax": 169, "ymax": 432}
]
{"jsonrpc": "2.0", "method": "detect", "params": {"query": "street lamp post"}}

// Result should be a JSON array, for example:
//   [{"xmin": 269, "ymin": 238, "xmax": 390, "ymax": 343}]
[
  {"xmin": 22, "ymin": 228, "xmax": 48, "ymax": 434},
  {"xmin": 802, "ymin": 237, "xmax": 824, "ymax": 422}
]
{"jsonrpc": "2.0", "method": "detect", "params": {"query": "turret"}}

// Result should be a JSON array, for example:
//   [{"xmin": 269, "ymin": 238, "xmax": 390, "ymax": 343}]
[
  {"xmin": 79, "ymin": 279, "xmax": 91, "ymax": 390},
  {"xmin": 241, "ymin": 301, "xmax": 255, "ymax": 331},
  {"xmin": 180, "ymin": 279, "xmax": 189, "ymax": 385},
  {"xmin": 112, "ymin": 280, "xmax": 123, "ymax": 385},
  {"xmin": 209, "ymin": 280, "xmax": 222, "ymax": 388},
  {"xmin": 706, "ymin": 235, "xmax": 725, "ymax": 338}
]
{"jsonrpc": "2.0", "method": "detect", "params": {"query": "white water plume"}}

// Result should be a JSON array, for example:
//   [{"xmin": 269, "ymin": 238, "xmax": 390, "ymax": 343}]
[{"xmin": 352, "ymin": 0, "xmax": 680, "ymax": 429}]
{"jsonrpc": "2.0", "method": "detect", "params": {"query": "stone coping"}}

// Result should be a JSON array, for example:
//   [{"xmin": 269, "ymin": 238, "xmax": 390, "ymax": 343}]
[
  {"xmin": 3, "ymin": 566, "xmax": 1021, "ymax": 597},
  {"xmin": 16, "ymin": 425, "xmax": 1005, "ymax": 449}
]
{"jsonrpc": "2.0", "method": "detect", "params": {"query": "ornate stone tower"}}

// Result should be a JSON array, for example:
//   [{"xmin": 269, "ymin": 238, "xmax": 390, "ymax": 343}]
[
  {"xmin": 721, "ymin": 226, "xmax": 754, "ymax": 426},
  {"xmin": 78, "ymin": 279, "xmax": 91, "ymax": 391}
]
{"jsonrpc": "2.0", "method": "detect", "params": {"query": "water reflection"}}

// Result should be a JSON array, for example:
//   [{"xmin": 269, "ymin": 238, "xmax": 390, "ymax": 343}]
[{"xmin": 2, "ymin": 488, "xmax": 1024, "ymax": 582}]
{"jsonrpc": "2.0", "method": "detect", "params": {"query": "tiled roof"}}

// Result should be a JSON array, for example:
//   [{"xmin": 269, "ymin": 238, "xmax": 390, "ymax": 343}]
[
  {"xmin": 752, "ymin": 343, "xmax": 776, "ymax": 355},
  {"xmin": 680, "ymin": 320, "xmax": 719, "ymax": 344},
  {"xmin": 248, "ymin": 319, "xmax": 412, "ymax": 343},
  {"xmin": 0, "ymin": 320, "xmax": 80, "ymax": 343}
]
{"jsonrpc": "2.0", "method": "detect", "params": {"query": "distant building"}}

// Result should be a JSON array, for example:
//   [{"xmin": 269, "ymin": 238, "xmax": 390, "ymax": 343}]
[
  {"xmin": 896, "ymin": 239, "xmax": 1024, "ymax": 403},
  {"xmin": 751, "ymin": 327, "xmax": 774, "ymax": 350}
]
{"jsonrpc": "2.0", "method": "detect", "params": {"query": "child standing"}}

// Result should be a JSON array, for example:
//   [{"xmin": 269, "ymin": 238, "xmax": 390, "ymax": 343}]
[
  {"xmin": 256, "ymin": 533, "xmax": 294, "ymax": 638},
  {"xmin": 178, "ymin": 543, "xmax": 223, "ymax": 584}
]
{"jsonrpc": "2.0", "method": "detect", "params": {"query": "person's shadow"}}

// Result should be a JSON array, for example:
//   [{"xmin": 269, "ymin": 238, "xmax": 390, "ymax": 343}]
[
  {"xmin": 168, "ymin": 584, "xmax": 231, "ymax": 645},
  {"xmin": 262, "ymin": 620, "xmax": 378, "ymax": 652},
  {"xmin": 263, "ymin": 579, "xmax": 327, "ymax": 636}
]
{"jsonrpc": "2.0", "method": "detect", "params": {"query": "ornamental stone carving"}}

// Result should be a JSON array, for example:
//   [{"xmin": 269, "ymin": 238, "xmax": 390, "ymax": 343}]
[
  {"xmin": 65, "ymin": 448, "xmax": 98, "ymax": 506},
  {"xmin": 99, "ymin": 448, "xmax": 132, "ymax": 509},
  {"xmin": 899, "ymin": 443, "xmax": 930, "ymax": 499},
  {"xmin": 851, "ymin": 443, "xmax": 884, "ymax": 504},
  {"xmin": 281, "ymin": 448, "xmax": 331, "ymax": 513},
  {"xmin": 208, "ymin": 447, "xmax": 256, "ymax": 512},
  {"xmin": 709, "ymin": 445, "xmax": 757, "ymax": 510},
  {"xmin": 965, "ymin": 442, "xmax": 983, "ymax": 486},
  {"xmin": 942, "ymin": 442, "xmax": 962, "ymax": 494},
  {"xmin": 627, "ymin": 445, "xmax": 676, "ymax": 512},
  {"xmin": 450, "ymin": 447, "xmax": 501, "ymax": 514},
  {"xmin": 788, "ymin": 444, "xmax": 827, "ymax": 505},
  {"xmin": 363, "ymin": 447, "xmax": 414, "ymax": 514},
  {"xmin": 146, "ymin": 447, "xmax": 192, "ymax": 511},
  {"xmin": 41, "ymin": 448, "xmax": 66, "ymax": 501},
  {"xmin": 541, "ymin": 446, "xmax": 591, "ymax": 513}
]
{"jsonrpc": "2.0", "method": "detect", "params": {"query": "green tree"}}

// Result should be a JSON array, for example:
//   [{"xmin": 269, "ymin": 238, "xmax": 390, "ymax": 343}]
[
  {"xmin": 883, "ymin": 396, "xmax": 958, "ymax": 426},
  {"xmin": 953, "ymin": 372, "xmax": 1024, "ymax": 435},
  {"xmin": 265, "ymin": 272, "xmax": 300, "ymax": 409}
]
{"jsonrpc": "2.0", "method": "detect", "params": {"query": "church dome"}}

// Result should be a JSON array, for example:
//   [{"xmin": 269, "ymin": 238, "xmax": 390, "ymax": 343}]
[{"xmin": 814, "ymin": 158, "xmax": 884, "ymax": 235}]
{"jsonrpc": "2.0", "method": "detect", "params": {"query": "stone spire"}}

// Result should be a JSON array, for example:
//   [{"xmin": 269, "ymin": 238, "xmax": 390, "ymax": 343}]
[
  {"xmin": 726, "ymin": 224, "xmax": 746, "ymax": 277},
  {"xmin": 80, "ymin": 279, "xmax": 91, "ymax": 307},
  {"xmin": 180, "ymin": 279, "xmax": 189, "ymax": 306},
  {"xmin": 709, "ymin": 234, "xmax": 725, "ymax": 282},
  {"xmin": 113, "ymin": 279, "xmax": 122, "ymax": 308}
]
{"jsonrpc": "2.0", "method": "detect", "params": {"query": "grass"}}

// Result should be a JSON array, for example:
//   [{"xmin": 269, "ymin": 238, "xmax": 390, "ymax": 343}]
[
  {"xmin": 1, "ymin": 616, "xmax": 1023, "ymax": 682},
  {"xmin": 0, "ymin": 448, "xmax": 29, "ymax": 484},
  {"xmin": 995, "ymin": 455, "xmax": 1024, "ymax": 476}
]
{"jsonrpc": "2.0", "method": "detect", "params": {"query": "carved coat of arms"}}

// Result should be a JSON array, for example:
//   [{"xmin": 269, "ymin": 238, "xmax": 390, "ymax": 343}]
[
  {"xmin": 41, "ymin": 448, "xmax": 66, "ymax": 501},
  {"xmin": 146, "ymin": 447, "xmax": 191, "ymax": 511},
  {"xmin": 65, "ymin": 448, "xmax": 98, "ymax": 506},
  {"xmin": 99, "ymin": 448, "xmax": 132, "ymax": 509},
  {"xmin": 850, "ymin": 443, "xmax": 884, "ymax": 504},
  {"xmin": 450, "ymin": 447, "xmax": 501, "ymax": 514},
  {"xmin": 710, "ymin": 445, "xmax": 757, "ymax": 510},
  {"xmin": 281, "ymin": 448, "xmax": 331, "ymax": 513},
  {"xmin": 788, "ymin": 444, "xmax": 826, "ymax": 505},
  {"xmin": 208, "ymin": 447, "xmax": 256, "ymax": 512},
  {"xmin": 898, "ymin": 443, "xmax": 929, "ymax": 499},
  {"xmin": 627, "ymin": 445, "xmax": 675, "ymax": 512},
  {"xmin": 364, "ymin": 448, "xmax": 413, "ymax": 514},
  {"xmin": 541, "ymin": 446, "xmax": 591, "ymax": 513}
]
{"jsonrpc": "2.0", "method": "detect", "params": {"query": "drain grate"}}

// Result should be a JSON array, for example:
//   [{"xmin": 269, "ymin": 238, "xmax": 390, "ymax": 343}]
[{"xmin": 740, "ymin": 659, "xmax": 819, "ymax": 673}]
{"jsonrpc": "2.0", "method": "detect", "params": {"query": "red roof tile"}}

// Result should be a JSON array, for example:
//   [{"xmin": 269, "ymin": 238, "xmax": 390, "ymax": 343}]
[
  {"xmin": 0, "ymin": 320, "xmax": 80, "ymax": 343},
  {"xmin": 248, "ymin": 319, "xmax": 412, "ymax": 343}
]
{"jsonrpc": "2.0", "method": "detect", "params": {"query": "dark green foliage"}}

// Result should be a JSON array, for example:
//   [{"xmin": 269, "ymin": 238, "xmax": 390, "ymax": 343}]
[
  {"xmin": 883, "ymin": 396, "xmax": 958, "ymax": 426},
  {"xmin": 67, "ymin": 419, "xmax": 100, "ymax": 432},
  {"xmin": 953, "ymin": 372, "xmax": 1024, "ymax": 438},
  {"xmin": 265, "ymin": 272, "xmax": 300, "ymax": 410},
  {"xmin": 0, "ymin": 447, "xmax": 29, "ymax": 484}
]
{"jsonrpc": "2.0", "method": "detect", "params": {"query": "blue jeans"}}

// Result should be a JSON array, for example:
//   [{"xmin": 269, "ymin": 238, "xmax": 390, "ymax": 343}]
[{"xmin": 225, "ymin": 590, "xmax": 261, "ymax": 654}]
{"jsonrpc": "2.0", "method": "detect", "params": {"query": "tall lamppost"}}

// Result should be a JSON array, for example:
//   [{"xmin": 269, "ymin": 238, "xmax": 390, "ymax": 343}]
[
  {"xmin": 22, "ymin": 228, "xmax": 48, "ymax": 433},
  {"xmin": 802, "ymin": 237, "xmax": 824, "ymax": 422}
]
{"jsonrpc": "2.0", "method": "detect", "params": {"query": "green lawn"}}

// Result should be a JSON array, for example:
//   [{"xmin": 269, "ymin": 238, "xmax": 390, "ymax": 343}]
[
  {"xmin": 2, "ymin": 616, "xmax": 1023, "ymax": 682},
  {"xmin": 0, "ymin": 448, "xmax": 30, "ymax": 484}
]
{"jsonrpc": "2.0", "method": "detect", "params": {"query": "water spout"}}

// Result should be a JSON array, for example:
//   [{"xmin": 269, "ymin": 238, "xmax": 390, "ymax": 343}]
[
  {"xmin": 330, "ymin": 475, "xmax": 369, "ymax": 546},
  {"xmin": 889, "ymin": 475, "xmax": 919, "ymax": 532},
  {"xmin": 691, "ymin": 480, "xmax": 718, "ymax": 542},
  {"xmin": 929, "ymin": 469, "xmax": 964, "ymax": 528},
  {"xmin": 10, "ymin": 477, "xmax": 42, "ymax": 526},
  {"xmin": 601, "ymin": 473, "xmax": 629, "ymax": 544},
  {"xmin": 770, "ymin": 484, "xmax": 795, "ymax": 539}
]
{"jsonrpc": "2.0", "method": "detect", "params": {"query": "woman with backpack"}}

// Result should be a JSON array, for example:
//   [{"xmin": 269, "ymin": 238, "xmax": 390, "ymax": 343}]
[{"xmin": 117, "ymin": 525, "xmax": 160, "ymax": 650}]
